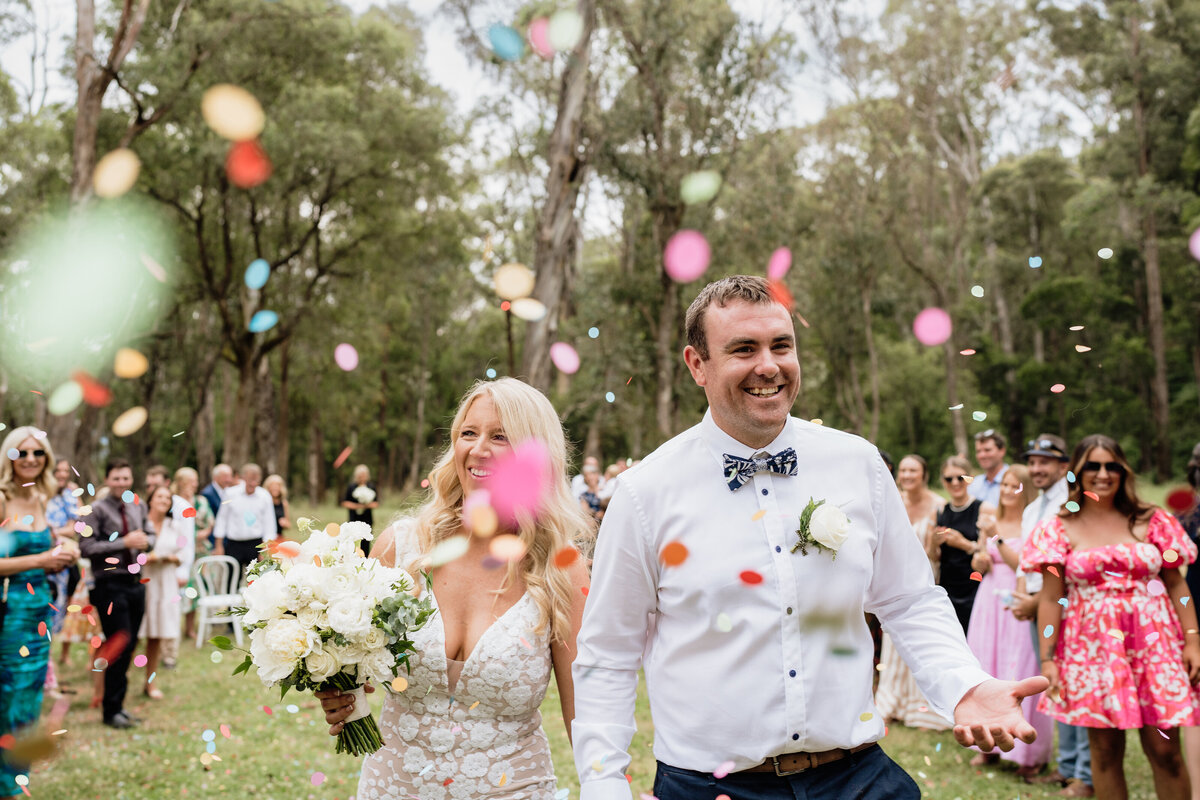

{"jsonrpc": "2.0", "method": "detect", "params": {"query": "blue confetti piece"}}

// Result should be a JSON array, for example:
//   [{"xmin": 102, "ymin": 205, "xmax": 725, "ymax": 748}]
[
  {"xmin": 605, "ymin": 392, "xmax": 615, "ymax": 403},
  {"xmin": 488, "ymin": 24, "xmax": 525, "ymax": 61},
  {"xmin": 87, "ymin": 482, "xmax": 95, "ymax": 496},
  {"xmin": 202, "ymin": 729, "xmax": 215, "ymax": 742},
  {"xmin": 148, "ymin": 671, "xmax": 156, "ymax": 683},
  {"xmin": 121, "ymin": 490, "xmax": 135, "ymax": 503},
  {"xmin": 1183, "ymin": 597, "xmax": 1190, "ymax": 606},
  {"xmin": 1043, "ymin": 625, "xmax": 1054, "ymax": 638},
  {"xmin": 486, "ymin": 368, "xmax": 497, "ymax": 379},
  {"xmin": 206, "ymin": 741, "xmax": 216, "ymax": 754},
  {"xmin": 1064, "ymin": 501, "xmax": 1080, "ymax": 513},
  {"xmin": 249, "ymin": 310, "xmax": 278, "ymax": 333},
  {"xmin": 244, "ymin": 258, "xmax": 270, "ymax": 290},
  {"xmin": 1029, "ymin": 256, "xmax": 1043, "ymax": 268},
  {"xmin": 588, "ymin": 327, "xmax": 599, "ymax": 339},
  {"xmin": 244, "ymin": 513, "xmax": 257, "ymax": 526},
  {"xmin": 1058, "ymin": 598, "xmax": 1068, "ymax": 608},
  {"xmin": 21, "ymin": 514, "xmax": 33, "ymax": 526},
  {"xmin": 109, "ymin": 531, "xmax": 120, "ymax": 541}
]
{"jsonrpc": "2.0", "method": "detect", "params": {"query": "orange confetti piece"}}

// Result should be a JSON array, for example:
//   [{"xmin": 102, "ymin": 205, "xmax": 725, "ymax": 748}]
[
  {"xmin": 313, "ymin": 556, "xmax": 323, "ymax": 566},
  {"xmin": 324, "ymin": 523, "xmax": 340, "ymax": 537},
  {"xmin": 1084, "ymin": 491, "xmax": 1099, "ymax": 501},
  {"xmin": 553, "ymin": 547, "xmax": 579, "ymax": 568},
  {"xmin": 659, "ymin": 541, "xmax": 689, "ymax": 567},
  {"xmin": 767, "ymin": 279, "xmax": 794, "ymax": 310},
  {"xmin": 333, "ymin": 446, "xmax": 353, "ymax": 469},
  {"xmin": 1047, "ymin": 566, "xmax": 1059, "ymax": 577},
  {"xmin": 739, "ymin": 570, "xmax": 763, "ymax": 585},
  {"xmin": 263, "ymin": 706, "xmax": 273, "ymax": 714},
  {"xmin": 970, "ymin": 572, "xmax": 982, "ymax": 581},
  {"xmin": 751, "ymin": 509, "xmax": 766, "ymax": 521},
  {"xmin": 182, "ymin": 507, "xmax": 197, "ymax": 519}
]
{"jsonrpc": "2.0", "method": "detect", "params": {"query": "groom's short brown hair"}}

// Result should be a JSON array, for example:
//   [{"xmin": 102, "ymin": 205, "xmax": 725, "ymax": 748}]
[{"xmin": 684, "ymin": 275, "xmax": 776, "ymax": 360}]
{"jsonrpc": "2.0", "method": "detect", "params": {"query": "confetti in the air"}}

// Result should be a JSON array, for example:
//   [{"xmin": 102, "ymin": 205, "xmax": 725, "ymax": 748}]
[
  {"xmin": 226, "ymin": 139, "xmax": 272, "ymax": 188},
  {"xmin": 663, "ymin": 230, "xmax": 710, "ymax": 283},
  {"xmin": 488, "ymin": 24, "xmax": 525, "ymax": 61},
  {"xmin": 494, "ymin": 263, "xmax": 535, "ymax": 300},
  {"xmin": 244, "ymin": 258, "xmax": 270, "ymax": 289},
  {"xmin": 1097, "ymin": 247, "xmax": 1113, "ymax": 259},
  {"xmin": 547, "ymin": 9, "xmax": 585, "ymax": 50},
  {"xmin": 767, "ymin": 247, "xmax": 791, "ymax": 280},
  {"xmin": 1028, "ymin": 256, "xmax": 1043, "ymax": 268},
  {"xmin": 680, "ymin": 171, "xmax": 722, "ymax": 205},
  {"xmin": 550, "ymin": 342, "xmax": 581, "ymax": 374},
  {"xmin": 334, "ymin": 343, "xmax": 359, "ymax": 371},
  {"xmin": 93, "ymin": 148, "xmax": 141, "ymax": 198},
  {"xmin": 113, "ymin": 348, "xmax": 149, "ymax": 379},
  {"xmin": 112, "ymin": 407, "xmax": 148, "ymax": 437},
  {"xmin": 1050, "ymin": 383, "xmax": 1066, "ymax": 393},
  {"xmin": 912, "ymin": 308, "xmax": 952, "ymax": 346},
  {"xmin": 201, "ymin": 84, "xmax": 265, "ymax": 141}
]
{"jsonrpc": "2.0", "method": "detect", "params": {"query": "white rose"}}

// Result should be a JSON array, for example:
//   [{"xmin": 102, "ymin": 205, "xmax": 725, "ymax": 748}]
[
  {"xmin": 249, "ymin": 627, "xmax": 298, "ymax": 685},
  {"xmin": 809, "ymin": 503, "xmax": 851, "ymax": 551},
  {"xmin": 283, "ymin": 563, "xmax": 326, "ymax": 605},
  {"xmin": 323, "ymin": 564, "xmax": 359, "ymax": 600},
  {"xmin": 358, "ymin": 626, "xmax": 388, "ymax": 651},
  {"xmin": 241, "ymin": 570, "xmax": 288, "ymax": 625},
  {"xmin": 263, "ymin": 617, "xmax": 317, "ymax": 665},
  {"xmin": 305, "ymin": 642, "xmax": 340, "ymax": 681},
  {"xmin": 326, "ymin": 597, "xmax": 375, "ymax": 639},
  {"xmin": 340, "ymin": 520, "xmax": 373, "ymax": 542},
  {"xmin": 359, "ymin": 648, "xmax": 396, "ymax": 685}
]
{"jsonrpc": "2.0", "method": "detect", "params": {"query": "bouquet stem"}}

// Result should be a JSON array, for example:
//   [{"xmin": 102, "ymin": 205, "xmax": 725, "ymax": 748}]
[{"xmin": 322, "ymin": 671, "xmax": 383, "ymax": 756}]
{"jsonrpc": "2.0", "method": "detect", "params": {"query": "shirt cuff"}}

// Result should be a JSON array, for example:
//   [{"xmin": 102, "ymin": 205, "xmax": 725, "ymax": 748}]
[{"xmin": 579, "ymin": 777, "xmax": 634, "ymax": 800}]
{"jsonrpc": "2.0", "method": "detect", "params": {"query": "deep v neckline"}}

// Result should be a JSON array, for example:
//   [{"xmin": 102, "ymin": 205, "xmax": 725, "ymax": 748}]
[{"xmin": 427, "ymin": 587, "xmax": 531, "ymax": 673}]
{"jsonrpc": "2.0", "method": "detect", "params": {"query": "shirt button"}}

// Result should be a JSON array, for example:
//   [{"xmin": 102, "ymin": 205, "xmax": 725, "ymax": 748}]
[
  {"xmin": 761, "ymin": 488, "xmax": 768, "ymax": 496},
  {"xmin": 789, "ymin": 669, "xmax": 796, "ymax": 677},
  {"xmin": 775, "ymin": 546, "xmax": 781, "ymax": 553},
  {"xmin": 792, "ymin": 733, "xmax": 800, "ymax": 741},
  {"xmin": 786, "ymin": 607, "xmax": 793, "ymax": 614}
]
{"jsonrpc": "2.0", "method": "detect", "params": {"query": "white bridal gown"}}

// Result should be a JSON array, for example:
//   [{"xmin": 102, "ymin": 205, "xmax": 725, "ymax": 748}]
[{"xmin": 357, "ymin": 525, "xmax": 558, "ymax": 800}]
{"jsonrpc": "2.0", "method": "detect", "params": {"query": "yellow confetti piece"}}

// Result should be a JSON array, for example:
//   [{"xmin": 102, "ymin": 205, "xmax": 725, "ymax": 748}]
[
  {"xmin": 498, "ymin": 773, "xmax": 507, "ymax": 787},
  {"xmin": 859, "ymin": 712, "xmax": 873, "ymax": 722},
  {"xmin": 591, "ymin": 761, "xmax": 603, "ymax": 772},
  {"xmin": 18, "ymin": 646, "xmax": 29, "ymax": 657},
  {"xmin": 751, "ymin": 509, "xmax": 766, "ymax": 521},
  {"xmin": 469, "ymin": 701, "xmax": 480, "ymax": 710},
  {"xmin": 51, "ymin": 729, "xmax": 67, "ymax": 736},
  {"xmin": 1108, "ymin": 629, "xmax": 1125, "ymax": 641},
  {"xmin": 1164, "ymin": 549, "xmax": 1179, "ymax": 563},
  {"xmin": 390, "ymin": 676, "xmax": 408, "ymax": 692}
]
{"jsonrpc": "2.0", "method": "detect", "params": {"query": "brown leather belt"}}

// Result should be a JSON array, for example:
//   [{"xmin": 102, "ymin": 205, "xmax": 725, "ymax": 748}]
[{"xmin": 738, "ymin": 742, "xmax": 877, "ymax": 776}]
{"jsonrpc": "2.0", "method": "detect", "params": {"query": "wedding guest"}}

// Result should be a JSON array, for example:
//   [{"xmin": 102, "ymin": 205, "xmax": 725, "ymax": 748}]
[
  {"xmin": 966, "ymin": 465, "xmax": 1052, "ymax": 777},
  {"xmin": 875, "ymin": 454, "xmax": 950, "ymax": 731},
  {"xmin": 1024, "ymin": 434, "xmax": 1200, "ymax": 800},
  {"xmin": 341, "ymin": 465, "xmax": 379, "ymax": 554},
  {"xmin": 969, "ymin": 430, "xmax": 1009, "ymax": 507},
  {"xmin": 144, "ymin": 464, "xmax": 170, "ymax": 498},
  {"xmin": 45, "ymin": 459, "xmax": 81, "ymax": 660},
  {"xmin": 199, "ymin": 463, "xmax": 235, "ymax": 525},
  {"xmin": 160, "ymin": 468, "xmax": 200, "ymax": 668},
  {"xmin": 0, "ymin": 428, "xmax": 76, "ymax": 797},
  {"xmin": 579, "ymin": 465, "xmax": 605, "ymax": 523},
  {"xmin": 571, "ymin": 456, "xmax": 603, "ymax": 500},
  {"xmin": 80, "ymin": 458, "xmax": 151, "ymax": 729},
  {"xmin": 936, "ymin": 455, "xmax": 985, "ymax": 633},
  {"xmin": 138, "ymin": 485, "xmax": 183, "ymax": 698},
  {"xmin": 212, "ymin": 463, "xmax": 275, "ymax": 572},
  {"xmin": 571, "ymin": 276, "xmax": 1045, "ymax": 800},
  {"xmin": 263, "ymin": 474, "xmax": 291, "ymax": 535},
  {"xmin": 317, "ymin": 378, "xmax": 591, "ymax": 799}
]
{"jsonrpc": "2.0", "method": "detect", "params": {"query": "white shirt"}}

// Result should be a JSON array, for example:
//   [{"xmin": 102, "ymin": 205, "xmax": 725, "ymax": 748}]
[
  {"xmin": 572, "ymin": 412, "xmax": 990, "ymax": 799},
  {"xmin": 968, "ymin": 464, "xmax": 1009, "ymax": 506},
  {"xmin": 1017, "ymin": 476, "xmax": 1068, "ymax": 594},
  {"xmin": 212, "ymin": 485, "xmax": 277, "ymax": 543}
]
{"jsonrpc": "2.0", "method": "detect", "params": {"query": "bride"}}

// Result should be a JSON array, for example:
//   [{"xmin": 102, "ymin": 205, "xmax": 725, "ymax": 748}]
[{"xmin": 319, "ymin": 378, "xmax": 592, "ymax": 799}]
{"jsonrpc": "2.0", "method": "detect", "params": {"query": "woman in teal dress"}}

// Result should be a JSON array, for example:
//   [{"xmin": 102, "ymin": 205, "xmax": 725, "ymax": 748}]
[{"xmin": 0, "ymin": 427, "xmax": 76, "ymax": 799}]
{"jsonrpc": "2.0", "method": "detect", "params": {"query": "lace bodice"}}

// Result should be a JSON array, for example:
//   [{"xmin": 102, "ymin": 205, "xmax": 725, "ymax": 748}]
[{"xmin": 358, "ymin": 525, "xmax": 557, "ymax": 800}]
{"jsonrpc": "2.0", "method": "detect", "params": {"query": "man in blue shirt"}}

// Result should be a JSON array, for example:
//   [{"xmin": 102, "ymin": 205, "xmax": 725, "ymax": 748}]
[{"xmin": 968, "ymin": 429, "xmax": 1008, "ymax": 507}]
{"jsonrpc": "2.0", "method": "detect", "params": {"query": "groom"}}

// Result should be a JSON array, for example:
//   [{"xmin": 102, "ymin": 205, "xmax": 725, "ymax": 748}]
[{"xmin": 571, "ymin": 275, "xmax": 1047, "ymax": 800}]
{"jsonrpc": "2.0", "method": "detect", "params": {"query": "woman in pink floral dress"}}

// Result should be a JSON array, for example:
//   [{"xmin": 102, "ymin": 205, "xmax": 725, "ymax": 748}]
[{"xmin": 1022, "ymin": 434, "xmax": 1200, "ymax": 799}]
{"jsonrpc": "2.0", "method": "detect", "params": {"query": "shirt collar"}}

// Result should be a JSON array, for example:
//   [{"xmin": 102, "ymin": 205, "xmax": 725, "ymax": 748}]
[{"xmin": 699, "ymin": 409, "xmax": 795, "ymax": 459}]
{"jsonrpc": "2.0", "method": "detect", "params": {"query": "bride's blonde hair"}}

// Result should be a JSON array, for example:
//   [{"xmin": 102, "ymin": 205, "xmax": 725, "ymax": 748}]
[{"xmin": 409, "ymin": 378, "xmax": 591, "ymax": 643}]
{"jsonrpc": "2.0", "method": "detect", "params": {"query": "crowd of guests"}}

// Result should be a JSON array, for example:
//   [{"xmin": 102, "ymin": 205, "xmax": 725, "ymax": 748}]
[
  {"xmin": 3, "ymin": 412, "xmax": 1200, "ymax": 798},
  {"xmin": 873, "ymin": 430, "xmax": 1200, "ymax": 800},
  {"xmin": 0, "ymin": 427, "xmax": 325, "ymax": 798}
]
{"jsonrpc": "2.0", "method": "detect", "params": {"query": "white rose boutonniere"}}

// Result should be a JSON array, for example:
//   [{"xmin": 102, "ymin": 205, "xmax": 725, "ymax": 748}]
[{"xmin": 791, "ymin": 498, "xmax": 850, "ymax": 558}]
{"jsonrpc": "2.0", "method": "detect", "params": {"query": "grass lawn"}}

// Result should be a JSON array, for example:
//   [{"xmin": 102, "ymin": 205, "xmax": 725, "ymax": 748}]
[{"xmin": 24, "ymin": 494, "xmax": 1179, "ymax": 798}]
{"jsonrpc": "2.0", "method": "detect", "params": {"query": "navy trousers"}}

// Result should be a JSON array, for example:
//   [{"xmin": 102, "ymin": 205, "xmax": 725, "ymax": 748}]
[{"xmin": 653, "ymin": 745, "xmax": 920, "ymax": 800}]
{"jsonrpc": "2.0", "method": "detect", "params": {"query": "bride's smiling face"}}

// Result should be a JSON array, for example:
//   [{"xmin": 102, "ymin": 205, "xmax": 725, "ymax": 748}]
[{"xmin": 453, "ymin": 395, "xmax": 512, "ymax": 495}]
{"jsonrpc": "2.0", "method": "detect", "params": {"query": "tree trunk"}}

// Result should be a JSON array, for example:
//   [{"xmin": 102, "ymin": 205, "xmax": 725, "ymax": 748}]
[
  {"xmin": 860, "ymin": 280, "xmax": 881, "ymax": 443},
  {"xmin": 194, "ymin": 381, "xmax": 215, "ymax": 483},
  {"xmin": 944, "ymin": 338, "xmax": 967, "ymax": 456},
  {"xmin": 276, "ymin": 339, "xmax": 290, "ymax": 484},
  {"xmin": 583, "ymin": 403, "xmax": 606, "ymax": 463},
  {"xmin": 1142, "ymin": 210, "xmax": 1170, "ymax": 481},
  {"xmin": 406, "ymin": 370, "xmax": 429, "ymax": 492},
  {"xmin": 222, "ymin": 356, "xmax": 258, "ymax": 468},
  {"xmin": 254, "ymin": 354, "xmax": 277, "ymax": 474},
  {"xmin": 654, "ymin": 271, "xmax": 679, "ymax": 440},
  {"xmin": 521, "ymin": 0, "xmax": 596, "ymax": 392},
  {"xmin": 307, "ymin": 415, "xmax": 324, "ymax": 505}
]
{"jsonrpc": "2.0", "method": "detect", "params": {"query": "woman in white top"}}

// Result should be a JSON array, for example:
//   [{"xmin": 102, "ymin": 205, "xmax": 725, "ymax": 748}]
[
  {"xmin": 139, "ymin": 485, "xmax": 183, "ymax": 698},
  {"xmin": 318, "ymin": 378, "xmax": 592, "ymax": 800}
]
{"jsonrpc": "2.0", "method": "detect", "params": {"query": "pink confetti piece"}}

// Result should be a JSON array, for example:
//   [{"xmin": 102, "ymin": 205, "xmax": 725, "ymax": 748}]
[
  {"xmin": 311, "ymin": 772, "xmax": 325, "ymax": 786},
  {"xmin": 912, "ymin": 308, "xmax": 952, "ymax": 346}
]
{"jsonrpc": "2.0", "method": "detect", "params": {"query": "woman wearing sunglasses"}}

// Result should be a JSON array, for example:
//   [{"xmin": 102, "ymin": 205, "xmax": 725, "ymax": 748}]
[
  {"xmin": 1022, "ymin": 434, "xmax": 1200, "ymax": 799},
  {"xmin": 934, "ymin": 455, "xmax": 985, "ymax": 634}
]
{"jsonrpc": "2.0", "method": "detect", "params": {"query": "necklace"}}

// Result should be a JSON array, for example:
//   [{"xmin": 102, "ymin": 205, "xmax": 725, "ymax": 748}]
[{"xmin": 948, "ymin": 500, "xmax": 973, "ymax": 513}]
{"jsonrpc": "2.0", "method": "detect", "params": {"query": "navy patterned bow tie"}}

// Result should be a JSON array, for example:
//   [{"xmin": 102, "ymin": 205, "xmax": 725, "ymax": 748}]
[{"xmin": 723, "ymin": 448, "xmax": 799, "ymax": 492}]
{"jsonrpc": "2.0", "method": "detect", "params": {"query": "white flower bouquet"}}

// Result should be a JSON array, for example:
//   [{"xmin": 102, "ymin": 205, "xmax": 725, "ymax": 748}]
[
  {"xmin": 352, "ymin": 485, "xmax": 377, "ymax": 505},
  {"xmin": 213, "ymin": 518, "xmax": 434, "ymax": 756}
]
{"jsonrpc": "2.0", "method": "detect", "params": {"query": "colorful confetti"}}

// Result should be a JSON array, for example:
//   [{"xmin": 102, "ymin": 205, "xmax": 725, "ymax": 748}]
[
  {"xmin": 660, "ymin": 541, "xmax": 688, "ymax": 567},
  {"xmin": 912, "ymin": 308, "xmax": 952, "ymax": 346},
  {"xmin": 663, "ymin": 230, "xmax": 710, "ymax": 283}
]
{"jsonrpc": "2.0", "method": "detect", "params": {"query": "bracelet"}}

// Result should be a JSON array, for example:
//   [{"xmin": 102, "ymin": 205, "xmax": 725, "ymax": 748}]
[
  {"xmin": 1186, "ymin": 629, "xmax": 1199, "ymax": 636},
  {"xmin": 1040, "ymin": 657, "xmax": 1055, "ymax": 663}
]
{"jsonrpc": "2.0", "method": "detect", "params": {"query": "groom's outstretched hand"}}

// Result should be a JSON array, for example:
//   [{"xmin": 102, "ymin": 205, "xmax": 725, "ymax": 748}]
[{"xmin": 952, "ymin": 676, "xmax": 1049, "ymax": 752}]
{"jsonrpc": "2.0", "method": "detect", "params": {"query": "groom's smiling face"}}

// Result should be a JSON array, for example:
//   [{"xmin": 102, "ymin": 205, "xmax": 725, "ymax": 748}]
[{"xmin": 684, "ymin": 299, "xmax": 800, "ymax": 449}]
